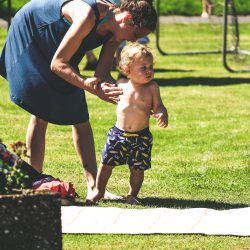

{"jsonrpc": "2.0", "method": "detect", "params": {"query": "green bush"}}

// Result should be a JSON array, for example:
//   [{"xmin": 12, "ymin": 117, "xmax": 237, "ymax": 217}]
[
  {"xmin": 0, "ymin": 0, "xmax": 250, "ymax": 19},
  {"xmin": 0, "ymin": 141, "xmax": 29, "ymax": 194}
]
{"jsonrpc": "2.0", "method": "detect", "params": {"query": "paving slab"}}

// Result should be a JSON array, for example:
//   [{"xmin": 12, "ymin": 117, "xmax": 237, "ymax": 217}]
[
  {"xmin": 160, "ymin": 15, "xmax": 250, "ymax": 24},
  {"xmin": 0, "ymin": 19, "xmax": 7, "ymax": 28}
]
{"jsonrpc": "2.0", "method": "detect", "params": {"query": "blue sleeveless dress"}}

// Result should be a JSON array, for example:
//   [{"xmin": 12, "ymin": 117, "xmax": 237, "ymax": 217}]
[{"xmin": 0, "ymin": 0, "xmax": 112, "ymax": 125}]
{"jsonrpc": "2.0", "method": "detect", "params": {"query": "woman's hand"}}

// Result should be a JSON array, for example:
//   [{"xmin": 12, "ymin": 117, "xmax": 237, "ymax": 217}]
[
  {"xmin": 101, "ymin": 75, "xmax": 117, "ymax": 85},
  {"xmin": 84, "ymin": 77, "xmax": 101, "ymax": 90},
  {"xmin": 95, "ymin": 82, "xmax": 123, "ymax": 104}
]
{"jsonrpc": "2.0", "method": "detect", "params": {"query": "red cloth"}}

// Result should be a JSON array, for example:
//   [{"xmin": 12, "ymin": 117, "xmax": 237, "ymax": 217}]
[{"xmin": 32, "ymin": 176, "xmax": 76, "ymax": 199}]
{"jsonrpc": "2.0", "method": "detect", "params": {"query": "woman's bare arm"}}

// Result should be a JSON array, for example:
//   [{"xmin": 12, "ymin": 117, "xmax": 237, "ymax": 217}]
[
  {"xmin": 51, "ymin": 0, "xmax": 123, "ymax": 101},
  {"xmin": 94, "ymin": 38, "xmax": 121, "ymax": 84},
  {"xmin": 51, "ymin": 0, "xmax": 97, "ymax": 91}
]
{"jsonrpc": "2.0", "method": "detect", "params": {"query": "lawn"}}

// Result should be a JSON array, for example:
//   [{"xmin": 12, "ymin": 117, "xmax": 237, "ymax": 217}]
[
  {"xmin": 0, "ymin": 20, "xmax": 250, "ymax": 249},
  {"xmin": 1, "ymin": 0, "xmax": 250, "ymax": 16}
]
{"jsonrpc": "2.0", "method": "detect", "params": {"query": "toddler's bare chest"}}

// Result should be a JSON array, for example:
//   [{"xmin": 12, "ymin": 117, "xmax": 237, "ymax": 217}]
[
  {"xmin": 124, "ymin": 88, "xmax": 151, "ymax": 102},
  {"xmin": 119, "ymin": 88, "xmax": 152, "ymax": 112}
]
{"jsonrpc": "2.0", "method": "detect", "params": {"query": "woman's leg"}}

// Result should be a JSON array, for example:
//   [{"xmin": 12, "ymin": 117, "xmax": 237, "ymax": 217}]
[
  {"xmin": 201, "ymin": 0, "xmax": 213, "ymax": 17},
  {"xmin": 72, "ymin": 121, "xmax": 97, "ymax": 196},
  {"xmin": 26, "ymin": 115, "xmax": 48, "ymax": 173},
  {"xmin": 84, "ymin": 50, "xmax": 98, "ymax": 70},
  {"xmin": 206, "ymin": 0, "xmax": 213, "ymax": 15}
]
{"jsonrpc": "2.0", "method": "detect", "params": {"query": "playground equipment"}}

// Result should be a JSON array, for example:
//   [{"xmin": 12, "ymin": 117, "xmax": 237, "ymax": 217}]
[{"xmin": 156, "ymin": 0, "xmax": 250, "ymax": 72}]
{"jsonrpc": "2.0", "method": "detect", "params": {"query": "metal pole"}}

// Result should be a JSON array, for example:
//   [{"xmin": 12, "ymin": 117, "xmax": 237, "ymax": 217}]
[
  {"xmin": 222, "ymin": 0, "xmax": 250, "ymax": 72},
  {"xmin": 156, "ymin": 0, "xmax": 222, "ymax": 55},
  {"xmin": 222, "ymin": 0, "xmax": 233, "ymax": 72}
]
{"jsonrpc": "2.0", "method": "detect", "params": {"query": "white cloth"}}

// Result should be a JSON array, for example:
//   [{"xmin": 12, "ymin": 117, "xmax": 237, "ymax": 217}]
[{"xmin": 61, "ymin": 206, "xmax": 250, "ymax": 236}]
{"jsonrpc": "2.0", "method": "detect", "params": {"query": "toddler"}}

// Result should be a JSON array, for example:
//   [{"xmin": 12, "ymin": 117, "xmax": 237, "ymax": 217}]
[{"xmin": 88, "ymin": 43, "xmax": 168, "ymax": 205}]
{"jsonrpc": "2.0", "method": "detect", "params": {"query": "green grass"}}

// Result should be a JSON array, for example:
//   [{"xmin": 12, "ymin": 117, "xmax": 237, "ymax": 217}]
[
  {"xmin": 1, "ymin": 0, "xmax": 250, "ymax": 17},
  {"xmin": 1, "ymin": 21, "xmax": 250, "ymax": 249}
]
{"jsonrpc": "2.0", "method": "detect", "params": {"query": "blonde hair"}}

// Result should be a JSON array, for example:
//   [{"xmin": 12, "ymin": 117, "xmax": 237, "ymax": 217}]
[{"xmin": 118, "ymin": 43, "xmax": 153, "ymax": 75}]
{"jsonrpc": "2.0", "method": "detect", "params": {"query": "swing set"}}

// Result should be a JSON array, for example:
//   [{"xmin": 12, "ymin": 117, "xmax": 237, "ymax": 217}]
[{"xmin": 156, "ymin": 0, "xmax": 250, "ymax": 73}]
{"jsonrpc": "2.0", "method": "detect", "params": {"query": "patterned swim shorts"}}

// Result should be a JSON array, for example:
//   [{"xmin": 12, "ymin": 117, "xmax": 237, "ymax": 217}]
[{"xmin": 101, "ymin": 126, "xmax": 153, "ymax": 170}]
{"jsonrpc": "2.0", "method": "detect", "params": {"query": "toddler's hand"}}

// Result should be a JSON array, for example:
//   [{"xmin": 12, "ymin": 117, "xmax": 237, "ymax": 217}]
[{"xmin": 152, "ymin": 112, "xmax": 168, "ymax": 128}]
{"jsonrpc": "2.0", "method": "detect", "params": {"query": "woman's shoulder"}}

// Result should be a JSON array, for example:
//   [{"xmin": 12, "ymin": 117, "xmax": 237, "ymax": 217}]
[{"xmin": 62, "ymin": 0, "xmax": 96, "ymax": 22}]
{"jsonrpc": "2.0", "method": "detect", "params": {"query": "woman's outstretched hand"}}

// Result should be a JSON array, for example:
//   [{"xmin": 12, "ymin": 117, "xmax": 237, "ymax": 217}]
[
  {"xmin": 84, "ymin": 77, "xmax": 101, "ymax": 90},
  {"xmin": 96, "ymin": 82, "xmax": 123, "ymax": 104}
]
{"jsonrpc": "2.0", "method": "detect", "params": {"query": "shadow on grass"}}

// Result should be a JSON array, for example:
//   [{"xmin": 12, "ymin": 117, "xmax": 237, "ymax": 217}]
[
  {"xmin": 83, "ymin": 72, "xmax": 250, "ymax": 86},
  {"xmin": 140, "ymin": 197, "xmax": 249, "ymax": 210},
  {"xmin": 74, "ymin": 197, "xmax": 249, "ymax": 210},
  {"xmin": 155, "ymin": 77, "xmax": 250, "ymax": 86},
  {"xmin": 154, "ymin": 68, "xmax": 193, "ymax": 73}
]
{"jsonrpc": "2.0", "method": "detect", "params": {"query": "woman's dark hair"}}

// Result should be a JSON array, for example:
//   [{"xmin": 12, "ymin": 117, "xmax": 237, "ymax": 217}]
[{"xmin": 120, "ymin": 0, "xmax": 157, "ymax": 31}]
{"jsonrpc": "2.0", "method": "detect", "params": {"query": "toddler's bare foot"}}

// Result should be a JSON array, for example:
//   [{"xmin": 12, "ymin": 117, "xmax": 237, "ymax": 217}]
[
  {"xmin": 126, "ymin": 195, "xmax": 141, "ymax": 205},
  {"xmin": 103, "ymin": 190, "xmax": 124, "ymax": 201}
]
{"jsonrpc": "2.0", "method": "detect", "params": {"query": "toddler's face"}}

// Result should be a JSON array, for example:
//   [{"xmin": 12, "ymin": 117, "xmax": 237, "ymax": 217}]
[{"xmin": 128, "ymin": 55, "xmax": 154, "ymax": 84}]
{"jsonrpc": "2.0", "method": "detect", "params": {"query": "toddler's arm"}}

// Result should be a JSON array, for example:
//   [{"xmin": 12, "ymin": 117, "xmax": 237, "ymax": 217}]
[{"xmin": 151, "ymin": 82, "xmax": 168, "ymax": 128}]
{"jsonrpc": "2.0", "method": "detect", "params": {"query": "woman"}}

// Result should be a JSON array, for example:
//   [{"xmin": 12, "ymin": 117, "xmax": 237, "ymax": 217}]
[{"xmin": 0, "ymin": 0, "xmax": 157, "ymax": 199}]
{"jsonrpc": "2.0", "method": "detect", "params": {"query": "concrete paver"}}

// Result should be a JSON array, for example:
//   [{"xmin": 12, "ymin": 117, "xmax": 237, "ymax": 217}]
[{"xmin": 160, "ymin": 15, "xmax": 250, "ymax": 24}]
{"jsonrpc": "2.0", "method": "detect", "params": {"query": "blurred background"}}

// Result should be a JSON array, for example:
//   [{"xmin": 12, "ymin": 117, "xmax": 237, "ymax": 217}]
[{"xmin": 1, "ymin": 0, "xmax": 250, "ymax": 17}]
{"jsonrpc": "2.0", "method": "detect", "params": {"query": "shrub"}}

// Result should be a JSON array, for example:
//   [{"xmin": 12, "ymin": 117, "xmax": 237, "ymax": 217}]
[{"xmin": 0, "ymin": 140, "xmax": 29, "ymax": 194}]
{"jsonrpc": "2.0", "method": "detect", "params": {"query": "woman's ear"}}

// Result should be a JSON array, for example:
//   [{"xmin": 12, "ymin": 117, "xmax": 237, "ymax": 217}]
[{"xmin": 123, "ymin": 12, "xmax": 133, "ymax": 24}]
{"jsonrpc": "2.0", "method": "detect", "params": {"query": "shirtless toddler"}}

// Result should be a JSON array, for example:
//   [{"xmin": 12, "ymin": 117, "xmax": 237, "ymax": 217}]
[{"xmin": 88, "ymin": 42, "xmax": 168, "ymax": 205}]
